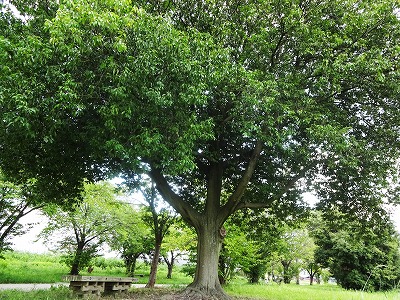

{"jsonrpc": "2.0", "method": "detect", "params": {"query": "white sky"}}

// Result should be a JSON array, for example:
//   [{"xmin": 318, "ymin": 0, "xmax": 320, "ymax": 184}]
[{"xmin": 11, "ymin": 193, "xmax": 400, "ymax": 254}]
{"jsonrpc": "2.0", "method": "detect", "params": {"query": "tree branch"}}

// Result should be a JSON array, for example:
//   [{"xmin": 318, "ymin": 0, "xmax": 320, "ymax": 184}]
[
  {"xmin": 149, "ymin": 167, "xmax": 202, "ymax": 228},
  {"xmin": 235, "ymin": 160, "xmax": 320, "ymax": 212},
  {"xmin": 220, "ymin": 140, "xmax": 263, "ymax": 222}
]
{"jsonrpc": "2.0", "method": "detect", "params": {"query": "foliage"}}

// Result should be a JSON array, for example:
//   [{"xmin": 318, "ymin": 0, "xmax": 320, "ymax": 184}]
[
  {"xmin": 109, "ymin": 202, "xmax": 153, "ymax": 277},
  {"xmin": 161, "ymin": 221, "xmax": 197, "ymax": 279},
  {"xmin": 0, "ymin": 251, "xmax": 193, "ymax": 284},
  {"xmin": 0, "ymin": 251, "xmax": 68, "ymax": 283},
  {"xmin": 220, "ymin": 211, "xmax": 286, "ymax": 284},
  {"xmin": 0, "ymin": 171, "xmax": 43, "ymax": 257},
  {"xmin": 312, "ymin": 208, "xmax": 400, "ymax": 291},
  {"xmin": 39, "ymin": 182, "xmax": 125, "ymax": 275},
  {"xmin": 140, "ymin": 182, "xmax": 177, "ymax": 287},
  {"xmin": 275, "ymin": 227, "xmax": 315, "ymax": 284}
]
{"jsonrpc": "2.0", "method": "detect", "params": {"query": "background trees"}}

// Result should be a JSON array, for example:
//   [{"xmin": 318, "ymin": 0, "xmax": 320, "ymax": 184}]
[
  {"xmin": 39, "ymin": 182, "xmax": 124, "ymax": 275},
  {"xmin": 274, "ymin": 228, "xmax": 315, "ymax": 284},
  {"xmin": 312, "ymin": 208, "xmax": 400, "ymax": 291},
  {"xmin": 161, "ymin": 222, "xmax": 196, "ymax": 280},
  {"xmin": 140, "ymin": 183, "xmax": 177, "ymax": 288},
  {"xmin": 110, "ymin": 204, "xmax": 153, "ymax": 277}
]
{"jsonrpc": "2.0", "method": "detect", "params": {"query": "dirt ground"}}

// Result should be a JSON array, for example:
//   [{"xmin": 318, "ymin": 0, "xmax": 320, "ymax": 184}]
[{"xmin": 103, "ymin": 288, "xmax": 259, "ymax": 300}]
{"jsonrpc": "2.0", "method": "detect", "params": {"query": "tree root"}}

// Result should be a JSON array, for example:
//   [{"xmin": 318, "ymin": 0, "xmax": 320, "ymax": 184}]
[{"xmin": 160, "ymin": 286, "xmax": 231, "ymax": 300}]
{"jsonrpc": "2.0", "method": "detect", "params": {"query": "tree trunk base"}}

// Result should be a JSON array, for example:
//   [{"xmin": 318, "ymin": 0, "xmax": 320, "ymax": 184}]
[{"xmin": 161, "ymin": 286, "xmax": 231, "ymax": 300}]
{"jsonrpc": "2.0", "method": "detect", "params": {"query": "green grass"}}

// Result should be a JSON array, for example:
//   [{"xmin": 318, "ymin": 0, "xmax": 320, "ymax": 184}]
[
  {"xmin": 225, "ymin": 282, "xmax": 400, "ymax": 300},
  {"xmin": 132, "ymin": 263, "xmax": 193, "ymax": 285},
  {"xmin": 0, "ymin": 252, "xmax": 399, "ymax": 300},
  {"xmin": 0, "ymin": 251, "xmax": 192, "ymax": 284},
  {"xmin": 0, "ymin": 252, "xmax": 69, "ymax": 283},
  {"xmin": 0, "ymin": 284, "xmax": 399, "ymax": 300},
  {"xmin": 0, "ymin": 286, "xmax": 76, "ymax": 300}
]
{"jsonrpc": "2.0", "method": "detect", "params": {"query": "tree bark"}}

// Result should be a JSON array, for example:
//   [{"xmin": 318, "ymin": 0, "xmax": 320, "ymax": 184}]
[
  {"xmin": 146, "ymin": 241, "xmax": 161, "ymax": 288},
  {"xmin": 177, "ymin": 219, "xmax": 230, "ymax": 300},
  {"xmin": 123, "ymin": 253, "xmax": 139, "ymax": 277},
  {"xmin": 164, "ymin": 251, "xmax": 175, "ymax": 279},
  {"xmin": 281, "ymin": 260, "xmax": 292, "ymax": 284},
  {"xmin": 70, "ymin": 243, "xmax": 84, "ymax": 275}
]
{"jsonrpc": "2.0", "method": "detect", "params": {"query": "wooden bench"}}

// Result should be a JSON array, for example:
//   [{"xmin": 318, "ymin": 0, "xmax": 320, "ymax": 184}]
[{"xmin": 62, "ymin": 275, "xmax": 138, "ymax": 298}]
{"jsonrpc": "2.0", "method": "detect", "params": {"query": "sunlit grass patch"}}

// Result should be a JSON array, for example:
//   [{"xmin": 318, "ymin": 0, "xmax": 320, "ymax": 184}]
[{"xmin": 225, "ymin": 282, "xmax": 400, "ymax": 300}]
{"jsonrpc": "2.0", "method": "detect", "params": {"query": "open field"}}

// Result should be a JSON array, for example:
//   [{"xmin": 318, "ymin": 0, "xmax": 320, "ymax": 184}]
[
  {"xmin": 0, "ymin": 252, "xmax": 399, "ymax": 300},
  {"xmin": 0, "ymin": 251, "xmax": 191, "ymax": 285}
]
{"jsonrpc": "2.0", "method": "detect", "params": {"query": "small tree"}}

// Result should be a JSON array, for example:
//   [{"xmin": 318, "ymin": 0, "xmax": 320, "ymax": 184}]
[
  {"xmin": 220, "ymin": 220, "xmax": 265, "ymax": 284},
  {"xmin": 141, "ymin": 182, "xmax": 176, "ymax": 288},
  {"xmin": 0, "ymin": 172, "xmax": 43, "ymax": 257},
  {"xmin": 274, "ymin": 227, "xmax": 315, "ymax": 284},
  {"xmin": 161, "ymin": 222, "xmax": 196, "ymax": 279},
  {"xmin": 40, "ymin": 182, "xmax": 123, "ymax": 275},
  {"xmin": 110, "ymin": 204, "xmax": 153, "ymax": 277}
]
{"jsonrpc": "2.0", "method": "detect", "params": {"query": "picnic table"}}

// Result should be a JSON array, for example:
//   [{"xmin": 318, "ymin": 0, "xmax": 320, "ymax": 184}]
[{"xmin": 62, "ymin": 275, "xmax": 138, "ymax": 298}]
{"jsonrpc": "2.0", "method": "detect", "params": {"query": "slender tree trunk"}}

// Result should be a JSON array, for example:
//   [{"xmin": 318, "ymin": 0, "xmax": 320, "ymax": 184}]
[
  {"xmin": 146, "ymin": 241, "xmax": 161, "ymax": 288},
  {"xmin": 165, "ymin": 252, "xmax": 175, "ymax": 279},
  {"xmin": 124, "ymin": 253, "xmax": 139, "ymax": 277},
  {"xmin": 70, "ymin": 243, "xmax": 84, "ymax": 275}
]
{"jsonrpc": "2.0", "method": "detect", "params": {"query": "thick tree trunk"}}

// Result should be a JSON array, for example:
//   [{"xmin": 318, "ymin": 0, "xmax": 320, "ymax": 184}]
[
  {"xmin": 146, "ymin": 241, "xmax": 161, "ymax": 288},
  {"xmin": 178, "ymin": 222, "xmax": 230, "ymax": 300}
]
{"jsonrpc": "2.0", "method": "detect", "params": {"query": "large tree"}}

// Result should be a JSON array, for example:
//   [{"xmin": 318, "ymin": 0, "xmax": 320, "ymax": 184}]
[{"xmin": 1, "ymin": 0, "xmax": 400, "ymax": 299}]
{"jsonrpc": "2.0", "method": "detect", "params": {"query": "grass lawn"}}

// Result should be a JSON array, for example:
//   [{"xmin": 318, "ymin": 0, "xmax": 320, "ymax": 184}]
[
  {"xmin": 0, "ymin": 251, "xmax": 192, "ymax": 284},
  {"xmin": 0, "ymin": 252, "xmax": 399, "ymax": 300},
  {"xmin": 225, "ymin": 282, "xmax": 400, "ymax": 300}
]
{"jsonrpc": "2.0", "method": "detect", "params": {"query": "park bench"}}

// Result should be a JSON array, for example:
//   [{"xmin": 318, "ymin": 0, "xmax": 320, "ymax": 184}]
[{"xmin": 62, "ymin": 275, "xmax": 138, "ymax": 298}]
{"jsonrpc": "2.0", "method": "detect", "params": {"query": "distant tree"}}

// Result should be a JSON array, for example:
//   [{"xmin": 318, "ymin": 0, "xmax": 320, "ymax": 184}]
[
  {"xmin": 0, "ymin": 171, "xmax": 43, "ymax": 257},
  {"xmin": 273, "ymin": 227, "xmax": 315, "ymax": 284},
  {"xmin": 220, "ymin": 211, "xmax": 291, "ymax": 284},
  {"xmin": 161, "ymin": 222, "xmax": 196, "ymax": 279},
  {"xmin": 110, "ymin": 203, "xmax": 153, "ymax": 277},
  {"xmin": 303, "ymin": 260, "xmax": 321, "ymax": 285},
  {"xmin": 39, "ymin": 182, "xmax": 124, "ymax": 275},
  {"xmin": 219, "ymin": 221, "xmax": 262, "ymax": 284},
  {"xmin": 141, "ymin": 183, "xmax": 177, "ymax": 288},
  {"xmin": 313, "ymin": 207, "xmax": 400, "ymax": 291}
]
